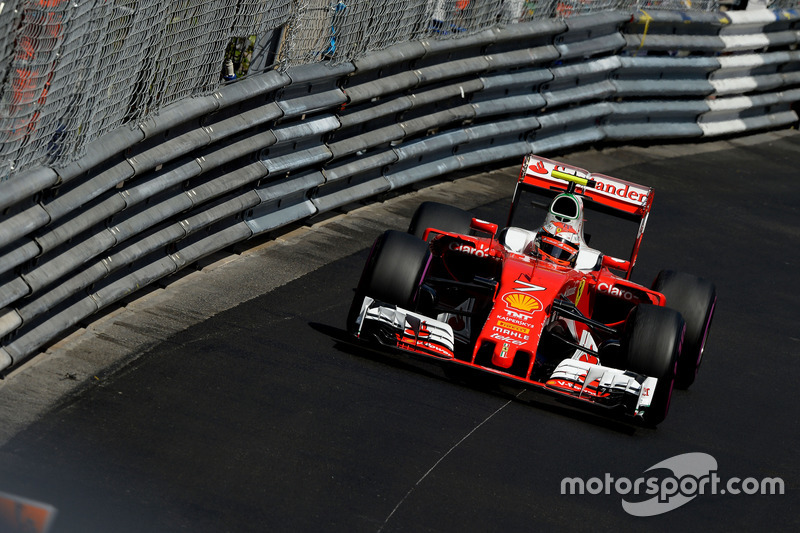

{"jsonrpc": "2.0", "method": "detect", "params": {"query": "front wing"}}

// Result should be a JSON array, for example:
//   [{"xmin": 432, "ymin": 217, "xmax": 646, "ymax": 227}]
[
  {"xmin": 354, "ymin": 297, "xmax": 457, "ymax": 359},
  {"xmin": 353, "ymin": 298, "xmax": 659, "ymax": 421}
]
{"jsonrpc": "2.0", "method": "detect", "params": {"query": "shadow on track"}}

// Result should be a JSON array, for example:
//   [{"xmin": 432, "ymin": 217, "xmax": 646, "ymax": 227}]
[{"xmin": 310, "ymin": 321, "xmax": 640, "ymax": 436}]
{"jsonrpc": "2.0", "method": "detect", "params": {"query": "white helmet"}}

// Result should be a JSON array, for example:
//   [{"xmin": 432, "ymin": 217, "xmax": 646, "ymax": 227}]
[{"xmin": 529, "ymin": 220, "xmax": 581, "ymax": 267}]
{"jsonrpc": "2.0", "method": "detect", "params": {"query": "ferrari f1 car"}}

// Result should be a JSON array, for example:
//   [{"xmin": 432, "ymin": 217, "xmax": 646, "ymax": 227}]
[{"xmin": 347, "ymin": 155, "xmax": 716, "ymax": 425}]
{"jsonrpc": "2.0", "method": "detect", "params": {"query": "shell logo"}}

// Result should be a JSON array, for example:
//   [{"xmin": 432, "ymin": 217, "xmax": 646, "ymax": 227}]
[{"xmin": 503, "ymin": 293, "xmax": 542, "ymax": 313}]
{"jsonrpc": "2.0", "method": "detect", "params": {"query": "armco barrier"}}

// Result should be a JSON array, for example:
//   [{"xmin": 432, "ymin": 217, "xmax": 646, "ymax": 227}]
[{"xmin": 0, "ymin": 9, "xmax": 799, "ymax": 372}]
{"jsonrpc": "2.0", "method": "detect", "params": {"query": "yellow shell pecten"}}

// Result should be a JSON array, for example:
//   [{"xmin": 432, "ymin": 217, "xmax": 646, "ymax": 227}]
[{"xmin": 503, "ymin": 293, "xmax": 541, "ymax": 312}]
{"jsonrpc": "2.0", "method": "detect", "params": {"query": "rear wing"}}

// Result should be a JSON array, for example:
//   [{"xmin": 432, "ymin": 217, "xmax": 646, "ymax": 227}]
[{"xmin": 511, "ymin": 154, "xmax": 655, "ymax": 279}]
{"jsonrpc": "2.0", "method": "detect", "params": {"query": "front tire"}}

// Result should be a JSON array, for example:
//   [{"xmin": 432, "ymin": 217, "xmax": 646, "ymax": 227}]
[
  {"xmin": 408, "ymin": 202, "xmax": 473, "ymax": 241},
  {"xmin": 624, "ymin": 304, "xmax": 685, "ymax": 426},
  {"xmin": 652, "ymin": 270, "xmax": 716, "ymax": 389},
  {"xmin": 347, "ymin": 230, "xmax": 430, "ymax": 333}
]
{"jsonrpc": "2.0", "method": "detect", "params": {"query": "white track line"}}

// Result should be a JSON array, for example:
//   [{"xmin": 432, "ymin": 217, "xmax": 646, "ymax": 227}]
[{"xmin": 378, "ymin": 391, "xmax": 523, "ymax": 532}]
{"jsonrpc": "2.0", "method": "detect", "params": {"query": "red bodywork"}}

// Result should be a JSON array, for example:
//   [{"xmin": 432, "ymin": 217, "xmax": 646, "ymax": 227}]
[
  {"xmin": 352, "ymin": 155, "xmax": 672, "ymax": 414},
  {"xmin": 422, "ymin": 226, "xmax": 664, "ymax": 384},
  {"xmin": 415, "ymin": 155, "xmax": 666, "ymax": 394}
]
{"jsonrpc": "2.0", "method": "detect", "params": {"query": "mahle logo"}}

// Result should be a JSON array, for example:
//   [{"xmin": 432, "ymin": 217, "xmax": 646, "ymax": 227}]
[{"xmin": 561, "ymin": 452, "xmax": 784, "ymax": 516}]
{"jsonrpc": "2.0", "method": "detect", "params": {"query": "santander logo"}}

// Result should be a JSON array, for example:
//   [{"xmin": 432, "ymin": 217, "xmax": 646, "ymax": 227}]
[
  {"xmin": 592, "ymin": 178, "xmax": 649, "ymax": 205},
  {"xmin": 529, "ymin": 161, "xmax": 547, "ymax": 174},
  {"xmin": 525, "ymin": 159, "xmax": 649, "ymax": 207}
]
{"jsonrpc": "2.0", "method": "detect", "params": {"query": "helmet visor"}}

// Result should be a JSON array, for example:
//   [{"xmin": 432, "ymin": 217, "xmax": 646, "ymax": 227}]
[{"xmin": 538, "ymin": 235, "xmax": 579, "ymax": 265}]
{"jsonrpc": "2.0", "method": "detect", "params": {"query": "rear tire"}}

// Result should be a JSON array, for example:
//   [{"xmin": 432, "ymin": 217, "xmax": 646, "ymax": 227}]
[
  {"xmin": 624, "ymin": 304, "xmax": 685, "ymax": 426},
  {"xmin": 347, "ymin": 230, "xmax": 430, "ymax": 333},
  {"xmin": 408, "ymin": 202, "xmax": 473, "ymax": 241},
  {"xmin": 652, "ymin": 270, "xmax": 716, "ymax": 389}
]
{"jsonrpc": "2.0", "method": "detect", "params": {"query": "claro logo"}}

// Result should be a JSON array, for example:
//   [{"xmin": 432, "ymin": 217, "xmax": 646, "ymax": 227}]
[
  {"xmin": 449, "ymin": 242, "xmax": 488, "ymax": 257},
  {"xmin": 597, "ymin": 282, "xmax": 635, "ymax": 301}
]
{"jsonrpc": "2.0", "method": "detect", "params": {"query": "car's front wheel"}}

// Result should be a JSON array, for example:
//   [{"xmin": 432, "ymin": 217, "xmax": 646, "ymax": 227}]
[
  {"xmin": 347, "ymin": 230, "xmax": 430, "ymax": 334},
  {"xmin": 624, "ymin": 304, "xmax": 685, "ymax": 426},
  {"xmin": 652, "ymin": 270, "xmax": 716, "ymax": 389},
  {"xmin": 408, "ymin": 201, "xmax": 473, "ymax": 241}
]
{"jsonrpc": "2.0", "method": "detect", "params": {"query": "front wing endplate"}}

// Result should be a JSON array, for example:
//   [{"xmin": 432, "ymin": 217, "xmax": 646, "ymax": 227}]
[
  {"xmin": 356, "ymin": 297, "xmax": 456, "ymax": 359},
  {"xmin": 546, "ymin": 359, "xmax": 658, "ymax": 418}
]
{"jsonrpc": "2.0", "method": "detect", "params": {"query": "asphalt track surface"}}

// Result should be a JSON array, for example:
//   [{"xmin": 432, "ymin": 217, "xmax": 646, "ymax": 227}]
[{"xmin": 0, "ymin": 132, "xmax": 798, "ymax": 532}]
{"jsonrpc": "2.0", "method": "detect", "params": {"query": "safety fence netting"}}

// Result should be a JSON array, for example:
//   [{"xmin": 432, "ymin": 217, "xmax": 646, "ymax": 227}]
[
  {"xmin": 2, "ymin": 0, "xmax": 785, "ymax": 179},
  {"xmin": 0, "ymin": 0, "xmax": 291, "ymax": 178}
]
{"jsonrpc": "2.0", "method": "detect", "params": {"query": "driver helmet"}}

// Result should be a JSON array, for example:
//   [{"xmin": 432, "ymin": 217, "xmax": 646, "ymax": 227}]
[
  {"xmin": 529, "ymin": 220, "xmax": 580, "ymax": 267},
  {"xmin": 543, "ymin": 192, "xmax": 584, "ymax": 239}
]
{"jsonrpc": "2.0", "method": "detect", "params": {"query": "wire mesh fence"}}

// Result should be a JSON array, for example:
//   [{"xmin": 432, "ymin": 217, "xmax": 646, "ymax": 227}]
[
  {"xmin": 0, "ymin": 0, "xmax": 293, "ymax": 179},
  {"xmin": 0, "ymin": 0, "xmax": 771, "ymax": 179}
]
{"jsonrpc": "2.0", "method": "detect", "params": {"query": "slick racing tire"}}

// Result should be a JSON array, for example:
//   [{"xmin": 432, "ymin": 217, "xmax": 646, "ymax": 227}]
[
  {"xmin": 347, "ymin": 230, "xmax": 430, "ymax": 334},
  {"xmin": 624, "ymin": 304, "xmax": 685, "ymax": 426},
  {"xmin": 652, "ymin": 270, "xmax": 717, "ymax": 389},
  {"xmin": 408, "ymin": 202, "xmax": 473, "ymax": 241}
]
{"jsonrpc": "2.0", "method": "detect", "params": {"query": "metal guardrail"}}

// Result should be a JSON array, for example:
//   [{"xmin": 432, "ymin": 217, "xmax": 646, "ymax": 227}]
[{"xmin": 1, "ymin": 9, "xmax": 799, "ymax": 372}]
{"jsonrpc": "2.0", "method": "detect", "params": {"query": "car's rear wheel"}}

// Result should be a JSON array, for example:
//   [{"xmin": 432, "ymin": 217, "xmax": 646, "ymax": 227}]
[
  {"xmin": 408, "ymin": 202, "xmax": 473, "ymax": 241},
  {"xmin": 347, "ymin": 230, "xmax": 430, "ymax": 334},
  {"xmin": 651, "ymin": 270, "xmax": 716, "ymax": 389},
  {"xmin": 624, "ymin": 304, "xmax": 685, "ymax": 426}
]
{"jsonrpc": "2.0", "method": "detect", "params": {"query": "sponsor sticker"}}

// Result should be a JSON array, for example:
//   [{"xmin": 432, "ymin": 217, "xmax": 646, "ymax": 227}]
[
  {"xmin": 449, "ymin": 241, "xmax": 489, "ymax": 257},
  {"xmin": 490, "ymin": 333, "xmax": 527, "ymax": 346},
  {"xmin": 496, "ymin": 320, "xmax": 530, "ymax": 334},
  {"xmin": 491, "ymin": 324, "xmax": 529, "ymax": 341},
  {"xmin": 494, "ymin": 313, "xmax": 532, "ymax": 328},
  {"xmin": 396, "ymin": 336, "xmax": 452, "ymax": 358},
  {"xmin": 503, "ymin": 293, "xmax": 542, "ymax": 313},
  {"xmin": 546, "ymin": 378, "xmax": 604, "ymax": 397},
  {"xmin": 529, "ymin": 160, "xmax": 548, "ymax": 174},
  {"xmin": 503, "ymin": 309, "xmax": 533, "ymax": 321},
  {"xmin": 575, "ymin": 279, "xmax": 586, "ymax": 305},
  {"xmin": 591, "ymin": 178, "xmax": 649, "ymax": 206},
  {"xmin": 597, "ymin": 282, "xmax": 635, "ymax": 301}
]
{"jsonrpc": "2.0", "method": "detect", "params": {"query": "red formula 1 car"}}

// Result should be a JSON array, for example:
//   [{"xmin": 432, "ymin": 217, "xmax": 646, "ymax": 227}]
[{"xmin": 347, "ymin": 155, "xmax": 716, "ymax": 425}]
